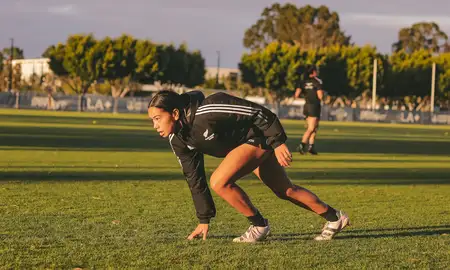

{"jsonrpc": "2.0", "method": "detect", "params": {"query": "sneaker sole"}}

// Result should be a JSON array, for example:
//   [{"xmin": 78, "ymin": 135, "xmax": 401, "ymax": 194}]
[
  {"xmin": 314, "ymin": 215, "xmax": 350, "ymax": 241},
  {"xmin": 232, "ymin": 229, "xmax": 271, "ymax": 243}
]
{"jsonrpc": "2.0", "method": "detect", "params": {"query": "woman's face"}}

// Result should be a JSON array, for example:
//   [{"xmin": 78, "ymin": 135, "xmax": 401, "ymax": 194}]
[{"xmin": 148, "ymin": 107, "xmax": 179, "ymax": 138}]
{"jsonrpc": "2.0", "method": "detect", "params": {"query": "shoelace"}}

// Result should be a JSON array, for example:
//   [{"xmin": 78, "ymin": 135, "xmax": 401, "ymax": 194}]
[
  {"xmin": 320, "ymin": 222, "xmax": 332, "ymax": 237},
  {"xmin": 242, "ymin": 225, "xmax": 260, "ymax": 240}
]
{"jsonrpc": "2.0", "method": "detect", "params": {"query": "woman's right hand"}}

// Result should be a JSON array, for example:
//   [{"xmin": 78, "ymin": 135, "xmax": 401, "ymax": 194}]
[{"xmin": 187, "ymin": 223, "xmax": 209, "ymax": 240}]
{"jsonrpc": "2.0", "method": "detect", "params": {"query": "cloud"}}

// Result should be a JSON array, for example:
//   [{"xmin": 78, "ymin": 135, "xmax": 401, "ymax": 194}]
[
  {"xmin": 12, "ymin": 2, "xmax": 78, "ymax": 15},
  {"xmin": 47, "ymin": 4, "xmax": 77, "ymax": 15},
  {"xmin": 343, "ymin": 13, "xmax": 450, "ymax": 29}
]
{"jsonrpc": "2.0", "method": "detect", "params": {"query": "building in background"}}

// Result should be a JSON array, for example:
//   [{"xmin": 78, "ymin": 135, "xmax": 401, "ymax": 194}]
[
  {"xmin": 205, "ymin": 67, "xmax": 240, "ymax": 83},
  {"xmin": 9, "ymin": 60, "xmax": 240, "ymax": 86},
  {"xmin": 11, "ymin": 58, "xmax": 51, "ymax": 81}
]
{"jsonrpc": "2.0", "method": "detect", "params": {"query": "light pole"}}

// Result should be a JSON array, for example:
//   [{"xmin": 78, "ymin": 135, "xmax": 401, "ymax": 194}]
[
  {"xmin": 216, "ymin": 50, "xmax": 221, "ymax": 88},
  {"xmin": 8, "ymin": 38, "xmax": 14, "ymax": 91}
]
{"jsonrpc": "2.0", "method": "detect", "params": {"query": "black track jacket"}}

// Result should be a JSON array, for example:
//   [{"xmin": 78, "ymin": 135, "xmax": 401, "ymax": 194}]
[{"xmin": 167, "ymin": 91, "xmax": 287, "ymax": 223}]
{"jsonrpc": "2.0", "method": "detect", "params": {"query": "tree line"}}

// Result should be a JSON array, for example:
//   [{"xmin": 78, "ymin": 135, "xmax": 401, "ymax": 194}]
[
  {"xmin": 243, "ymin": 4, "xmax": 449, "ymax": 54},
  {"xmin": 240, "ymin": 42, "xmax": 450, "ymax": 102},
  {"xmin": 42, "ymin": 34, "xmax": 205, "ymax": 98},
  {"xmin": 0, "ymin": 34, "xmax": 206, "ymax": 99},
  {"xmin": 239, "ymin": 3, "xmax": 450, "ymax": 104},
  {"xmin": 1, "ymin": 3, "xmax": 449, "ymax": 105}
]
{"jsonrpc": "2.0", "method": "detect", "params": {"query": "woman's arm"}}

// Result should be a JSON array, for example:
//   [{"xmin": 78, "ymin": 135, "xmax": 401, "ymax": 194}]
[{"xmin": 169, "ymin": 134, "xmax": 216, "ymax": 224}]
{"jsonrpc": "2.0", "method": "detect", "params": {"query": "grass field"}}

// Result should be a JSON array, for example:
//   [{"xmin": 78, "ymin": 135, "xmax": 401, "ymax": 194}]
[{"xmin": 0, "ymin": 108, "xmax": 449, "ymax": 269}]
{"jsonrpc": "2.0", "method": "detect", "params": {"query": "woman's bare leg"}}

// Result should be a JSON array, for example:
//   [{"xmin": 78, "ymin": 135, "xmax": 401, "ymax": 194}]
[
  {"xmin": 308, "ymin": 118, "xmax": 319, "ymax": 145},
  {"xmin": 210, "ymin": 144, "xmax": 274, "ymax": 243},
  {"xmin": 209, "ymin": 144, "xmax": 270, "ymax": 217},
  {"xmin": 253, "ymin": 151, "xmax": 350, "ymax": 241},
  {"xmin": 301, "ymin": 117, "xmax": 317, "ymax": 145},
  {"xmin": 253, "ymin": 152, "xmax": 329, "ymax": 214}
]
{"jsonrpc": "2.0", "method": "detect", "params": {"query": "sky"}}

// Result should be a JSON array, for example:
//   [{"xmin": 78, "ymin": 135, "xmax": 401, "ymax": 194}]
[{"xmin": 1, "ymin": 0, "xmax": 450, "ymax": 68}]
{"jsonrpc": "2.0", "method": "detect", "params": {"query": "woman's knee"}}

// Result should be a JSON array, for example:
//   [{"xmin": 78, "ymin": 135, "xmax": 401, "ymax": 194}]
[
  {"xmin": 275, "ymin": 186, "xmax": 313, "ymax": 201},
  {"xmin": 272, "ymin": 186, "xmax": 296, "ymax": 200},
  {"xmin": 305, "ymin": 126, "xmax": 315, "ymax": 133},
  {"xmin": 210, "ymin": 173, "xmax": 231, "ymax": 194},
  {"xmin": 285, "ymin": 186, "xmax": 297, "ymax": 198},
  {"xmin": 307, "ymin": 123, "xmax": 316, "ymax": 132}
]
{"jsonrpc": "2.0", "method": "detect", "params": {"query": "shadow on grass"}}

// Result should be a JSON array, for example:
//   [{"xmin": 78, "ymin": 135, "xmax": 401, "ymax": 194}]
[
  {"xmin": 0, "ymin": 171, "xmax": 183, "ymax": 182},
  {"xmin": 286, "ymin": 168, "xmax": 450, "ymax": 184},
  {"xmin": 1, "ymin": 168, "xmax": 449, "ymax": 184},
  {"xmin": 0, "ymin": 126, "xmax": 168, "ymax": 152},
  {"xmin": 1, "ymin": 115, "xmax": 450, "ymax": 155},
  {"xmin": 196, "ymin": 225, "xmax": 450, "ymax": 241},
  {"xmin": 0, "ymin": 113, "xmax": 148, "ymax": 127},
  {"xmin": 336, "ymin": 229, "xmax": 450, "ymax": 239},
  {"xmin": 286, "ymin": 138, "xmax": 450, "ymax": 156},
  {"xmin": 267, "ymin": 225, "xmax": 450, "ymax": 241}
]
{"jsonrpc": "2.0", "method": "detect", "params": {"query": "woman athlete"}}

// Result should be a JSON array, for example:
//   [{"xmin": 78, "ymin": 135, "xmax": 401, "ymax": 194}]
[
  {"xmin": 295, "ymin": 66, "xmax": 324, "ymax": 155},
  {"xmin": 148, "ymin": 90, "xmax": 349, "ymax": 242}
]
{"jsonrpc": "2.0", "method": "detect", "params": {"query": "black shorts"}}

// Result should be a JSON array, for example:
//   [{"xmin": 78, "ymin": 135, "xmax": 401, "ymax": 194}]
[
  {"xmin": 245, "ymin": 137, "xmax": 273, "ymax": 151},
  {"xmin": 303, "ymin": 104, "xmax": 321, "ymax": 118}
]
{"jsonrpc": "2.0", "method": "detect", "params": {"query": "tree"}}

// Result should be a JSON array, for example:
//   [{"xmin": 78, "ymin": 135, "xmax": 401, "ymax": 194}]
[
  {"xmin": 44, "ymin": 34, "xmax": 205, "ymax": 104},
  {"xmin": 392, "ymin": 22, "xmax": 449, "ymax": 54},
  {"xmin": 44, "ymin": 34, "xmax": 102, "ymax": 110},
  {"xmin": 443, "ymin": 42, "xmax": 450, "ymax": 53},
  {"xmin": 102, "ymin": 35, "xmax": 136, "ymax": 96},
  {"xmin": 43, "ymin": 43, "xmax": 79, "ymax": 96},
  {"xmin": 240, "ymin": 42, "xmax": 391, "ymax": 102},
  {"xmin": 323, "ymin": 45, "xmax": 386, "ymax": 98},
  {"xmin": 260, "ymin": 42, "xmax": 291, "ymax": 99},
  {"xmin": 43, "ymin": 44, "xmax": 69, "ymax": 77},
  {"xmin": 434, "ymin": 52, "xmax": 450, "ymax": 99},
  {"xmin": 100, "ymin": 35, "xmax": 138, "ymax": 112},
  {"xmin": 243, "ymin": 4, "xmax": 350, "ymax": 51},
  {"xmin": 63, "ymin": 34, "xmax": 99, "ymax": 96},
  {"xmin": 0, "ymin": 52, "xmax": 4, "ymax": 91},
  {"xmin": 239, "ymin": 49, "xmax": 266, "ymax": 89},
  {"xmin": 0, "ymin": 52, "xmax": 4, "ymax": 72},
  {"xmin": 185, "ymin": 50, "xmax": 206, "ymax": 88},
  {"xmin": 0, "ymin": 59, "xmax": 21, "ymax": 91},
  {"xmin": 2, "ymin": 63, "xmax": 22, "ymax": 90},
  {"xmin": 157, "ymin": 43, "xmax": 206, "ymax": 88},
  {"xmin": 240, "ymin": 42, "xmax": 299, "ymax": 105},
  {"xmin": 23, "ymin": 73, "xmax": 42, "ymax": 92},
  {"xmin": 159, "ymin": 44, "xmax": 188, "ymax": 86},
  {"xmin": 134, "ymin": 39, "xmax": 160, "ymax": 84},
  {"xmin": 2, "ymin": 47, "xmax": 24, "ymax": 59},
  {"xmin": 0, "ymin": 74, "xmax": 6, "ymax": 91},
  {"xmin": 383, "ymin": 49, "xmax": 434, "ymax": 98}
]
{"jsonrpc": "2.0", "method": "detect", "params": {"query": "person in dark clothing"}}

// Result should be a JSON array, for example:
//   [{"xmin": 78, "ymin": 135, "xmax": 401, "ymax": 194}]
[
  {"xmin": 295, "ymin": 66, "xmax": 324, "ymax": 155},
  {"xmin": 147, "ymin": 90, "xmax": 349, "ymax": 242}
]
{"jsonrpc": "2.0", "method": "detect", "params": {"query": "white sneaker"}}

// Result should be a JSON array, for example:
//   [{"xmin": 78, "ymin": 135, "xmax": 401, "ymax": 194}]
[
  {"xmin": 233, "ymin": 219, "xmax": 270, "ymax": 243},
  {"xmin": 314, "ymin": 210, "xmax": 350, "ymax": 241}
]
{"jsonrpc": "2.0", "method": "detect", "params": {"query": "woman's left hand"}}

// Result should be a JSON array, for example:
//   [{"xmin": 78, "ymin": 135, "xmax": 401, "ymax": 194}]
[
  {"xmin": 274, "ymin": 144, "xmax": 292, "ymax": 167},
  {"xmin": 187, "ymin": 223, "xmax": 209, "ymax": 240}
]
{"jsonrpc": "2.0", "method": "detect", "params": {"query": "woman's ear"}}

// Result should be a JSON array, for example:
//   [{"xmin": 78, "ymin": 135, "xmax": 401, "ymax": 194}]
[{"xmin": 172, "ymin": 108, "xmax": 180, "ymax": 121}]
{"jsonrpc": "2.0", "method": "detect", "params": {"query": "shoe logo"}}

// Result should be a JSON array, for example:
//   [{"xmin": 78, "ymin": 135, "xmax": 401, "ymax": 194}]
[{"xmin": 203, "ymin": 129, "xmax": 215, "ymax": 141}]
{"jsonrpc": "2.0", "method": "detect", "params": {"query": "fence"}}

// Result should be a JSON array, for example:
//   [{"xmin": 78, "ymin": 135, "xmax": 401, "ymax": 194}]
[
  {"xmin": 0, "ymin": 91, "xmax": 150, "ymax": 114},
  {"xmin": 1, "ymin": 91, "xmax": 449, "ymax": 125}
]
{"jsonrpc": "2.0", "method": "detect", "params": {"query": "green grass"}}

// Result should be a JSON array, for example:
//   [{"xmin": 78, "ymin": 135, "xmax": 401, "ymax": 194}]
[{"xmin": 0, "ymin": 108, "xmax": 449, "ymax": 269}]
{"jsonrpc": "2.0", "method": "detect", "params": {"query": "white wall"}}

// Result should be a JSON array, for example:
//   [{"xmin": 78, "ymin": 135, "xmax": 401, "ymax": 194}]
[
  {"xmin": 12, "ymin": 58, "xmax": 51, "ymax": 81},
  {"xmin": 205, "ymin": 67, "xmax": 240, "ymax": 83}
]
